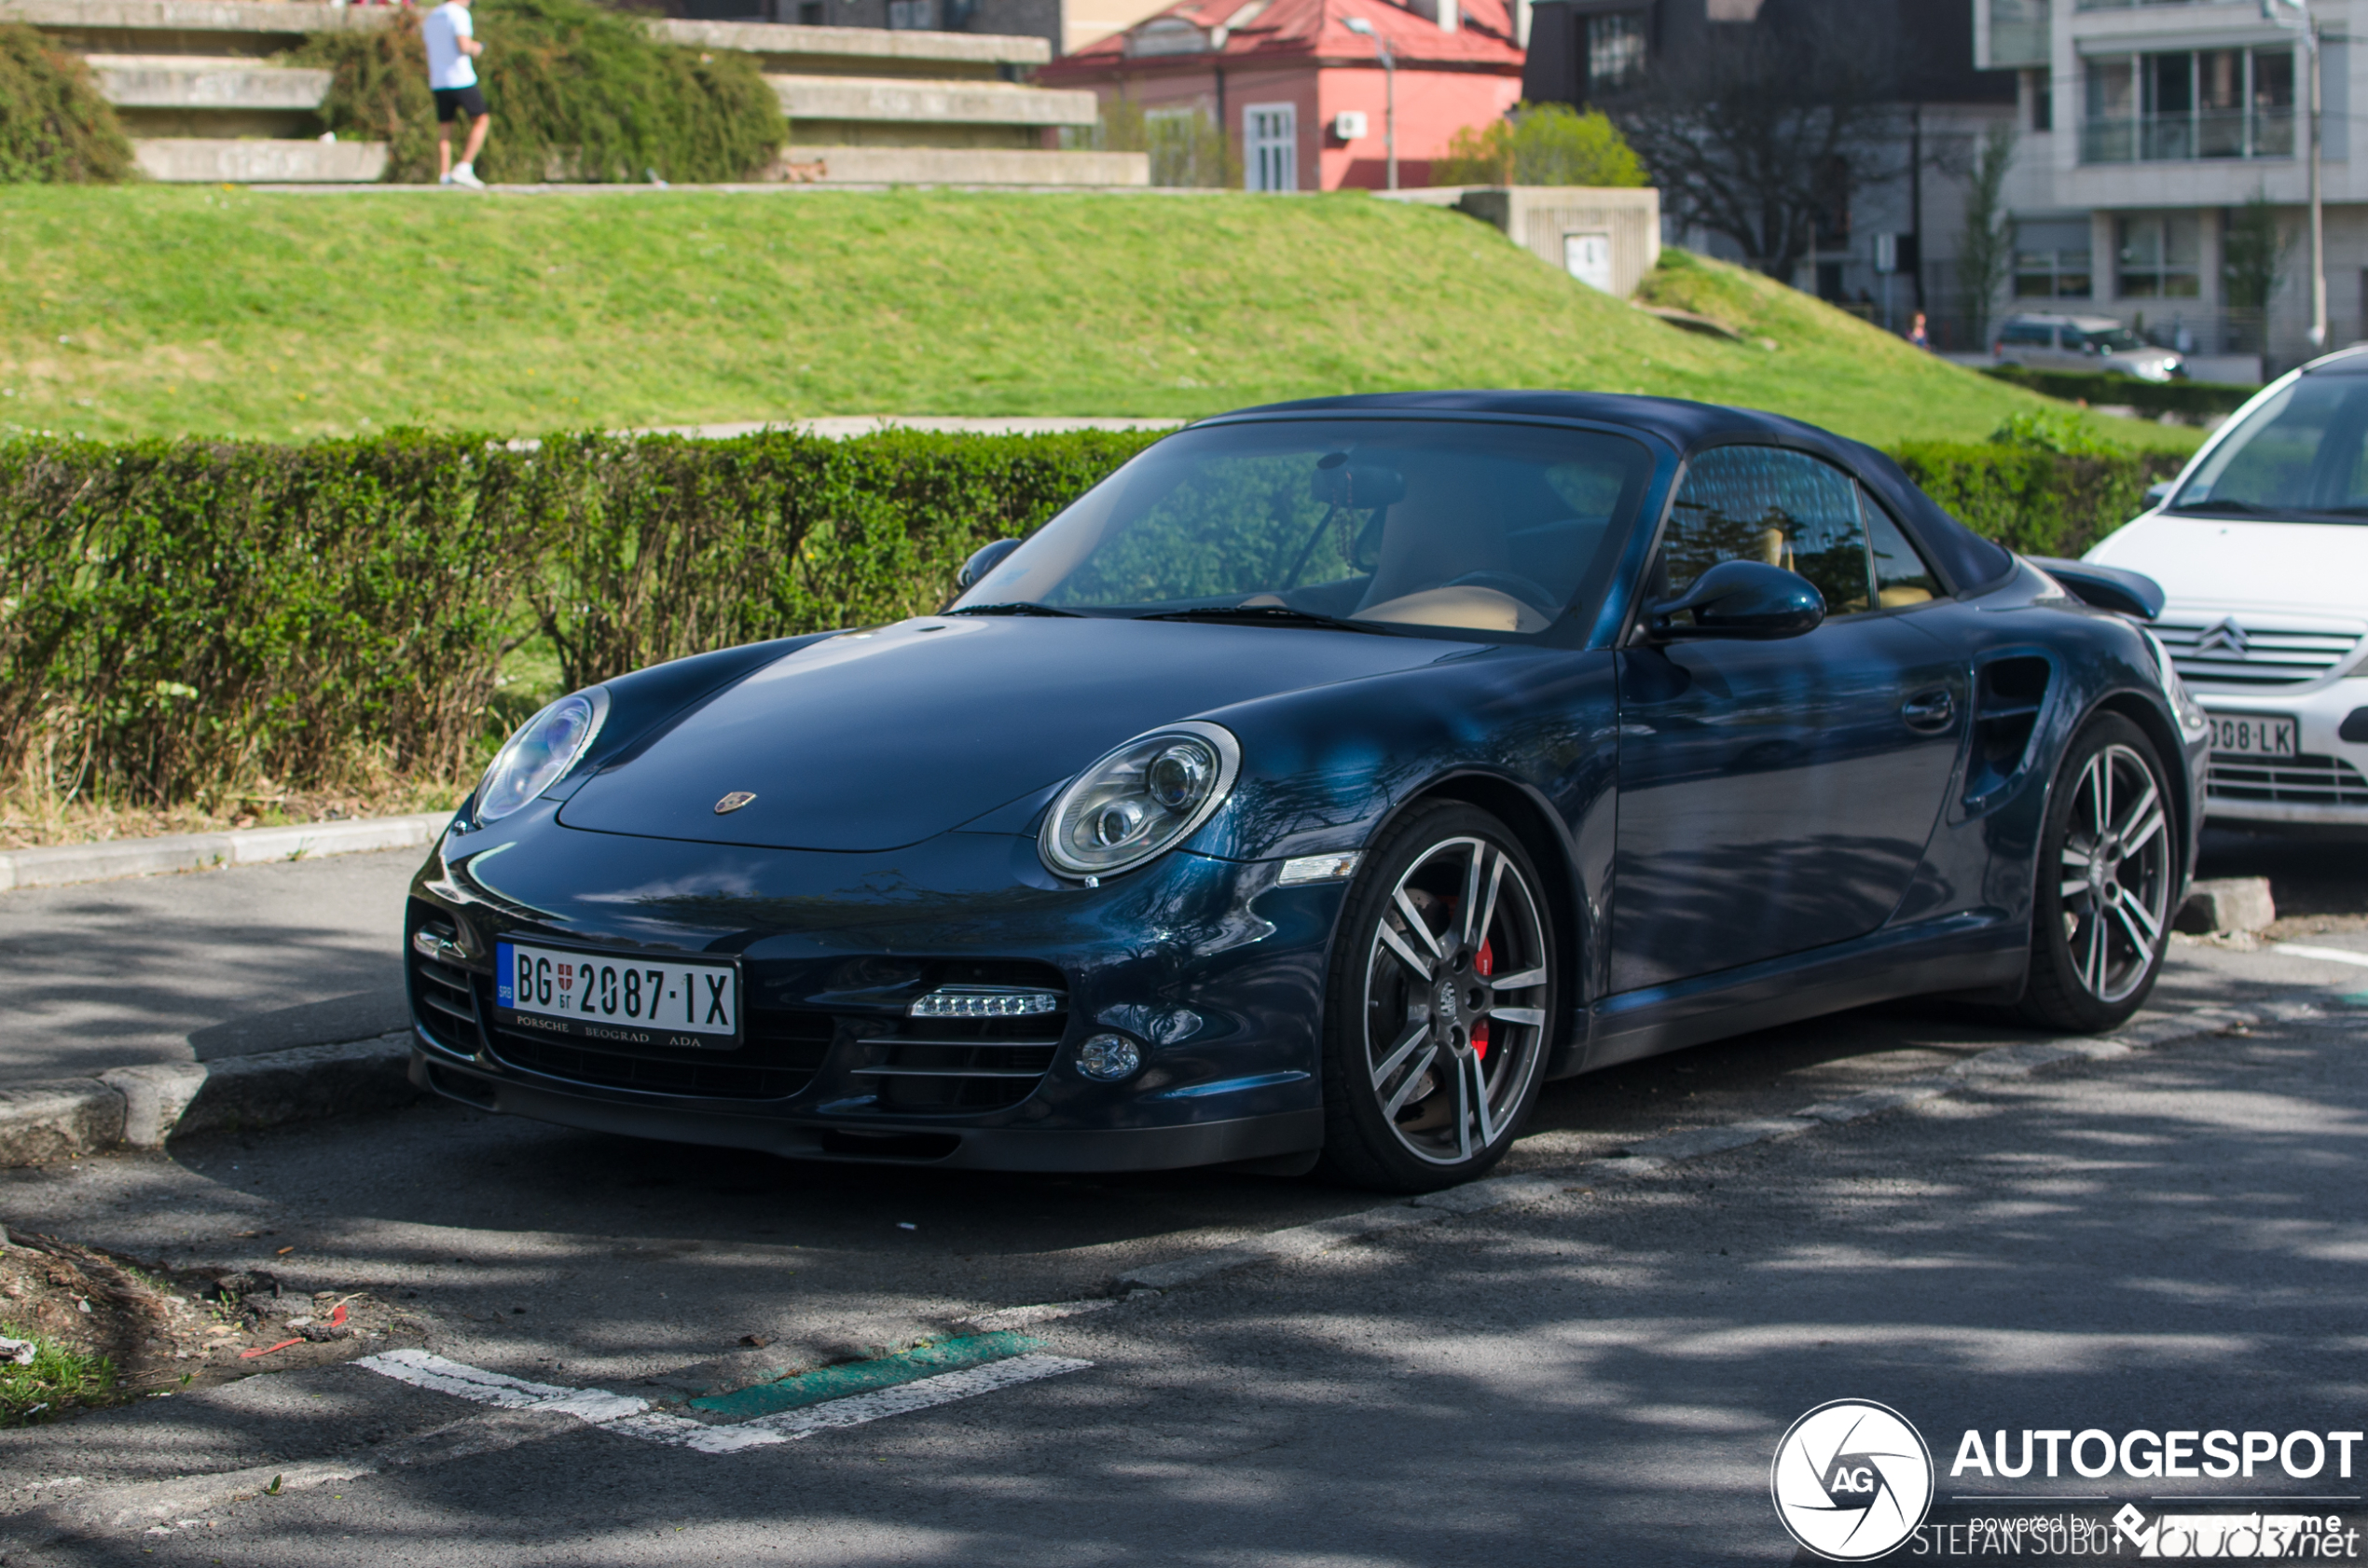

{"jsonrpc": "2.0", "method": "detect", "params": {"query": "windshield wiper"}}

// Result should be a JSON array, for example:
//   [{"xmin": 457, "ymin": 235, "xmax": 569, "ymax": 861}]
[
  {"xmin": 1136, "ymin": 604, "xmax": 1398, "ymax": 635},
  {"xmin": 946, "ymin": 601, "xmax": 1084, "ymax": 617}
]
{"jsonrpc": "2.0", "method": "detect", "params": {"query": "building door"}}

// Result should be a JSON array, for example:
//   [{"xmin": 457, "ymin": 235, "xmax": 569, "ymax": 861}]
[
  {"xmin": 1245, "ymin": 103, "xmax": 1297, "ymax": 193},
  {"xmin": 1563, "ymin": 232, "xmax": 1614, "ymax": 292}
]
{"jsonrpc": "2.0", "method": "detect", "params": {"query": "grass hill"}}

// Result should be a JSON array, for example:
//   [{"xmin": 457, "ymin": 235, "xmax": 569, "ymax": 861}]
[{"xmin": 0, "ymin": 186, "xmax": 2195, "ymax": 450}]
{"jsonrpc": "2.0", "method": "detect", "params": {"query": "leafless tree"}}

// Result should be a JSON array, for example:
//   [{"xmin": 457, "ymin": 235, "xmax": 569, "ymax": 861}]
[{"xmin": 1611, "ymin": 13, "xmax": 1906, "ymax": 282}]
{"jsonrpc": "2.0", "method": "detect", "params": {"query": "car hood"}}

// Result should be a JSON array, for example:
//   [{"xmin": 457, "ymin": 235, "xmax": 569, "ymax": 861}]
[
  {"xmin": 2086, "ymin": 513, "xmax": 2368, "ymax": 619},
  {"xmin": 556, "ymin": 614, "xmax": 1466, "ymax": 852}
]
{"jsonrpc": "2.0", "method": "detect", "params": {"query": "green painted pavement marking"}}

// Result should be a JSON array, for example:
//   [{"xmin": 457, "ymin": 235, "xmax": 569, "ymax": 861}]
[{"xmin": 689, "ymin": 1332, "xmax": 1043, "ymax": 1421}]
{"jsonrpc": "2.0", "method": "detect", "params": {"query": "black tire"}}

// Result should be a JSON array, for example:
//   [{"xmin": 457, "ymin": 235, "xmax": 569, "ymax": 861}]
[
  {"xmin": 1316, "ymin": 802, "xmax": 1560, "ymax": 1192},
  {"xmin": 2017, "ymin": 713, "xmax": 2179, "ymax": 1033}
]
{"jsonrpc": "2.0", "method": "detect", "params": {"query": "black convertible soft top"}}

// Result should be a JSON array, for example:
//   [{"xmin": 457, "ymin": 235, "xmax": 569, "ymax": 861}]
[{"xmin": 1218, "ymin": 391, "xmax": 2019, "ymax": 599}]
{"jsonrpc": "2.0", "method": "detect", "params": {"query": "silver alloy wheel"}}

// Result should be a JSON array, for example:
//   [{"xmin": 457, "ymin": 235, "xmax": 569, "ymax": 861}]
[
  {"xmin": 2057, "ymin": 740, "xmax": 2173, "ymax": 1004},
  {"xmin": 1361, "ymin": 834, "xmax": 1551, "ymax": 1167}
]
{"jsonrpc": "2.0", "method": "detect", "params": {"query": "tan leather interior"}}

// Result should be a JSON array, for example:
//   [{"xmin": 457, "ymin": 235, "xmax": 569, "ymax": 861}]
[
  {"xmin": 1878, "ymin": 585, "xmax": 1934, "ymax": 608},
  {"xmin": 1356, "ymin": 585, "xmax": 1551, "ymax": 634}
]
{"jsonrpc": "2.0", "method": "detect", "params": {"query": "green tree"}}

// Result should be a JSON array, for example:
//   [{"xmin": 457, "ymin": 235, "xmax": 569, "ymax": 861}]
[
  {"xmin": 1431, "ymin": 103, "xmax": 1645, "ymax": 187},
  {"xmin": 0, "ymin": 24, "xmax": 134, "ymax": 184},
  {"xmin": 1066, "ymin": 94, "xmax": 1236, "ymax": 188},
  {"xmin": 1956, "ymin": 122, "xmax": 2016, "ymax": 350}
]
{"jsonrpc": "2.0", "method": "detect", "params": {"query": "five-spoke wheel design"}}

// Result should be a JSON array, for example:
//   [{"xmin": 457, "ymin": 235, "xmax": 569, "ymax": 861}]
[
  {"xmin": 2057, "ymin": 740, "xmax": 2172, "ymax": 1005},
  {"xmin": 1321, "ymin": 804, "xmax": 1557, "ymax": 1190},
  {"xmin": 2021, "ymin": 715, "xmax": 2178, "ymax": 1031}
]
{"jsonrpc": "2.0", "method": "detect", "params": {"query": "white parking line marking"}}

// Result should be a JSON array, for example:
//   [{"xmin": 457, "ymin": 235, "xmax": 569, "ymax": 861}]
[
  {"xmin": 353, "ymin": 1347, "xmax": 1091, "ymax": 1455},
  {"xmin": 2274, "ymin": 943, "xmax": 2368, "ymax": 970}
]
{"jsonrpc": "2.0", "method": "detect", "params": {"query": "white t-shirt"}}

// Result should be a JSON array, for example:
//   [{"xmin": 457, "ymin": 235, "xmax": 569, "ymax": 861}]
[{"xmin": 422, "ymin": 3, "xmax": 476, "ymax": 91}]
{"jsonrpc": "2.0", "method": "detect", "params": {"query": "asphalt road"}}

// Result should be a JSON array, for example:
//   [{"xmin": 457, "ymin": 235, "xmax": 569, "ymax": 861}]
[{"xmin": 1, "ymin": 936, "xmax": 2364, "ymax": 1564}]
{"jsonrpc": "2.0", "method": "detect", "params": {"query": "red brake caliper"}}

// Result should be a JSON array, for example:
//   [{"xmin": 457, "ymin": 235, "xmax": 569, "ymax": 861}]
[{"xmin": 1472, "ymin": 938, "xmax": 1494, "ymax": 1062}]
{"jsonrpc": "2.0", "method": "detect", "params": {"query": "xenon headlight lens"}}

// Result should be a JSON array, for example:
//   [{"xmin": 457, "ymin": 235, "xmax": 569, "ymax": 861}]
[
  {"xmin": 1040, "ymin": 721, "xmax": 1241, "ymax": 878},
  {"xmin": 475, "ymin": 689, "xmax": 608, "ymax": 825}
]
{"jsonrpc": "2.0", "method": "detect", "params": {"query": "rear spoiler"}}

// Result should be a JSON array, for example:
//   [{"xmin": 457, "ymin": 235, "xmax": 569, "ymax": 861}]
[{"xmin": 2024, "ymin": 556, "xmax": 2166, "ymax": 621}]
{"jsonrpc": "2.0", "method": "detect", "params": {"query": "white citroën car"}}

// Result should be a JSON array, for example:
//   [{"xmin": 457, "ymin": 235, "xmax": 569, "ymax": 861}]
[{"xmin": 2086, "ymin": 346, "xmax": 2368, "ymax": 833}]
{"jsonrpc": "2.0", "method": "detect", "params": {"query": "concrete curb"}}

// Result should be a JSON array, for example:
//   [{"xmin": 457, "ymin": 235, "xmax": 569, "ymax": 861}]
[
  {"xmin": 0, "ymin": 811, "xmax": 449, "ymax": 894},
  {"xmin": 1111, "ymin": 1000, "xmax": 2305, "ymax": 1292},
  {"xmin": 0, "ymin": 1033, "xmax": 420, "ymax": 1168}
]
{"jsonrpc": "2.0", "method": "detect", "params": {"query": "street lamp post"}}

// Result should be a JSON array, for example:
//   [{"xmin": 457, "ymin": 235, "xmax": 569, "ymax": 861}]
[
  {"xmin": 1342, "ymin": 15, "xmax": 1397, "ymax": 191},
  {"xmin": 2263, "ymin": 0, "xmax": 2326, "ymax": 349}
]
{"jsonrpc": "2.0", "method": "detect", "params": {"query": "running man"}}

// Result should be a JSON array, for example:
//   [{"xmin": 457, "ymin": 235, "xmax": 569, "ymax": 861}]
[{"xmin": 422, "ymin": 0, "xmax": 489, "ymax": 189}]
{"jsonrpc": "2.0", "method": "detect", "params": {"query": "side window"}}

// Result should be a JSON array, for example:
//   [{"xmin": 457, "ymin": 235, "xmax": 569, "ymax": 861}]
[
  {"xmin": 1864, "ymin": 494, "xmax": 1943, "ymax": 609},
  {"xmin": 1659, "ymin": 446, "xmax": 1871, "ymax": 615}
]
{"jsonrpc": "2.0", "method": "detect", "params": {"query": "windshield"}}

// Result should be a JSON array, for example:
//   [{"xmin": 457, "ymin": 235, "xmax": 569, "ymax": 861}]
[
  {"xmin": 2171, "ymin": 377, "xmax": 2368, "ymax": 518},
  {"xmin": 955, "ymin": 419, "xmax": 1653, "ymax": 638},
  {"xmin": 2072, "ymin": 325, "xmax": 2143, "ymax": 353}
]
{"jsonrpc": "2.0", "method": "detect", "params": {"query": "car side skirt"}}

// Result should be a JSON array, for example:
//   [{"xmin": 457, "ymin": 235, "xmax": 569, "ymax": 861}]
[{"xmin": 1572, "ymin": 912, "xmax": 2026, "ymax": 1075}]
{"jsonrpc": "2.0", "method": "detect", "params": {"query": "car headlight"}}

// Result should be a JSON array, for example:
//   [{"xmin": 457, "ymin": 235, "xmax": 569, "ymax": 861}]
[
  {"xmin": 1039, "ymin": 721, "xmax": 1241, "ymax": 879},
  {"xmin": 475, "ymin": 689, "xmax": 608, "ymax": 825}
]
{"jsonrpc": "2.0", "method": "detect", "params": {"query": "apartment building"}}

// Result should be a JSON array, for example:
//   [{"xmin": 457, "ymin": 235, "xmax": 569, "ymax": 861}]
[
  {"xmin": 1526, "ymin": 0, "xmax": 2015, "ymax": 349},
  {"xmin": 1980, "ymin": 0, "xmax": 2357, "ymax": 378}
]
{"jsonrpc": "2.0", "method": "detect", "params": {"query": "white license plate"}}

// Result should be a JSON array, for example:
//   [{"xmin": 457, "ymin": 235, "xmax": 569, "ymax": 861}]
[
  {"xmin": 495, "ymin": 942, "xmax": 739, "ymax": 1049},
  {"xmin": 2208, "ymin": 713, "xmax": 2299, "ymax": 757}
]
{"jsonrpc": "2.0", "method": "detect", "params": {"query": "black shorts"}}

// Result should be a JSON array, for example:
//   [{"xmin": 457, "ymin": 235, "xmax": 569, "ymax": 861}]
[{"xmin": 433, "ymin": 85, "xmax": 488, "ymax": 123}]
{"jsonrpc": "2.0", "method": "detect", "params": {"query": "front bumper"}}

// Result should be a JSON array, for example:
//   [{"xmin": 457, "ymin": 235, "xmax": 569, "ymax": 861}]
[
  {"xmin": 408, "ymin": 1046, "xmax": 1324, "ymax": 1170},
  {"xmin": 404, "ymin": 803, "xmax": 1352, "ymax": 1171},
  {"xmin": 2194, "ymin": 684, "xmax": 2368, "ymax": 828}
]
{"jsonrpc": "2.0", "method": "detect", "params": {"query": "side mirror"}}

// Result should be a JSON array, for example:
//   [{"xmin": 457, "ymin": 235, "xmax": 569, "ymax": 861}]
[
  {"xmin": 957, "ymin": 537, "xmax": 1024, "ymax": 591},
  {"xmin": 2143, "ymin": 479, "xmax": 2175, "ymax": 506},
  {"xmin": 1643, "ymin": 559, "xmax": 1826, "ymax": 641}
]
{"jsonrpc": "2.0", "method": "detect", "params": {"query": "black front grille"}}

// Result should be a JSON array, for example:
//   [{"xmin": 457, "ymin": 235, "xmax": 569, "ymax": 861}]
[
  {"xmin": 407, "ymin": 909, "xmax": 484, "ymax": 1056},
  {"xmin": 2209, "ymin": 750, "xmax": 2368, "ymax": 807},
  {"xmin": 850, "ymin": 1011, "xmax": 1065, "ymax": 1114},
  {"xmin": 483, "ymin": 1002, "xmax": 834, "ymax": 1101}
]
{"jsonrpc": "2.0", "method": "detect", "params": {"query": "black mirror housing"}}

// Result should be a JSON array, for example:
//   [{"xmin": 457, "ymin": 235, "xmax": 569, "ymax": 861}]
[
  {"xmin": 1643, "ymin": 559, "xmax": 1826, "ymax": 641},
  {"xmin": 957, "ymin": 537, "xmax": 1025, "ymax": 591}
]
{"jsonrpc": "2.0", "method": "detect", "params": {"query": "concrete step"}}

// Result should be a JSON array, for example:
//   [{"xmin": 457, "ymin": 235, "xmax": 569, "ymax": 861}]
[
  {"xmin": 0, "ymin": 0, "xmax": 379, "ymax": 36},
  {"xmin": 132, "ymin": 136, "xmax": 388, "ymax": 182},
  {"xmin": 654, "ymin": 15, "xmax": 1047, "ymax": 69},
  {"xmin": 89, "ymin": 55, "xmax": 330, "ymax": 109},
  {"xmin": 787, "ymin": 144, "xmax": 1147, "ymax": 185},
  {"xmin": 765, "ymin": 73, "xmax": 1095, "ymax": 127}
]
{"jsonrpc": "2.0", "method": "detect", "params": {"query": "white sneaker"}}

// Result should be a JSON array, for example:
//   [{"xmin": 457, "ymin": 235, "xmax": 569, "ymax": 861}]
[
  {"xmin": 438, "ymin": 172, "xmax": 454, "ymax": 186},
  {"xmin": 449, "ymin": 164, "xmax": 485, "ymax": 190}
]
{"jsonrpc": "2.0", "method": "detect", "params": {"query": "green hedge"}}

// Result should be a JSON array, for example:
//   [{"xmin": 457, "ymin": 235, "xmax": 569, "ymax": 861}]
[
  {"xmin": 0, "ymin": 429, "xmax": 2179, "ymax": 810},
  {"xmin": 0, "ymin": 430, "xmax": 1156, "ymax": 808},
  {"xmin": 1893, "ymin": 437, "xmax": 2183, "ymax": 558},
  {"xmin": 1979, "ymin": 364, "xmax": 2260, "ymax": 419}
]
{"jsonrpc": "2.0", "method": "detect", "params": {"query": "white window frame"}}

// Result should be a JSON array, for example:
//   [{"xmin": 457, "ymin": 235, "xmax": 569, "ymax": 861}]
[{"xmin": 1243, "ymin": 102, "xmax": 1298, "ymax": 193}]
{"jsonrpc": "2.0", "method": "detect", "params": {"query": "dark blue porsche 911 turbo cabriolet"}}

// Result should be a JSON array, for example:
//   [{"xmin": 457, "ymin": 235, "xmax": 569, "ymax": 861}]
[{"xmin": 404, "ymin": 392, "xmax": 2209, "ymax": 1191}]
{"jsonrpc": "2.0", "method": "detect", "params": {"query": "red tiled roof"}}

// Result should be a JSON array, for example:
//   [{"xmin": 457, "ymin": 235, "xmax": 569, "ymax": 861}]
[{"xmin": 1039, "ymin": 0, "xmax": 1523, "ymax": 78}]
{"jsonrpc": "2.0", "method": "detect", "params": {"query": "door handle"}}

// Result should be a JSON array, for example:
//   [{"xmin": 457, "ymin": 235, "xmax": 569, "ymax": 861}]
[{"xmin": 1901, "ymin": 689, "xmax": 1957, "ymax": 733}]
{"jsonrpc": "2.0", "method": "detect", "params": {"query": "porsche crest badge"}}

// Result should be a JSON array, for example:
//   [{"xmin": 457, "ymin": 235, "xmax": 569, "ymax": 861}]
[{"xmin": 713, "ymin": 791, "xmax": 757, "ymax": 815}]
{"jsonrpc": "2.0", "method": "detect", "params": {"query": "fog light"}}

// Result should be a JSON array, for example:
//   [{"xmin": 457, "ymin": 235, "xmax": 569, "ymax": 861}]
[
  {"xmin": 1076, "ymin": 1033, "xmax": 1142, "ymax": 1081},
  {"xmin": 909, "ymin": 986, "xmax": 1064, "ymax": 1019}
]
